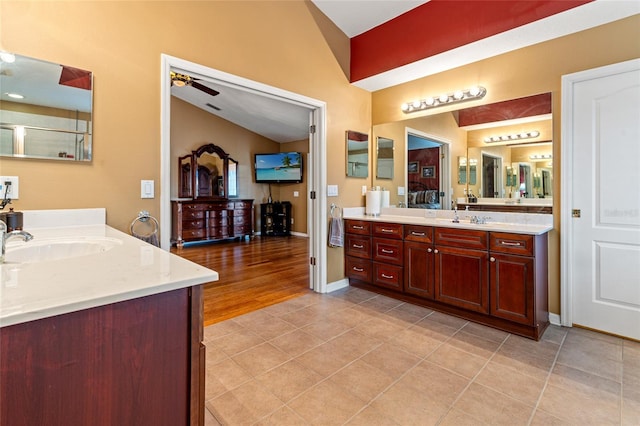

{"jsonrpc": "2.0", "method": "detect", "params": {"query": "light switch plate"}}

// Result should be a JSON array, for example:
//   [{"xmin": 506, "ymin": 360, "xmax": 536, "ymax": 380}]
[
  {"xmin": 397, "ymin": 186, "xmax": 405, "ymax": 196},
  {"xmin": 141, "ymin": 180, "xmax": 154, "ymax": 198},
  {"xmin": 362, "ymin": 185, "xmax": 367, "ymax": 196},
  {"xmin": 327, "ymin": 185, "xmax": 338, "ymax": 197},
  {"xmin": 0, "ymin": 176, "xmax": 19, "ymax": 199}
]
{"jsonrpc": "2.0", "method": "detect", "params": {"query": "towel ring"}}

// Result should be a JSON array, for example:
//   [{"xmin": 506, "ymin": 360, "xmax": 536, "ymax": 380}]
[
  {"xmin": 330, "ymin": 203, "xmax": 342, "ymax": 218},
  {"xmin": 130, "ymin": 210, "xmax": 159, "ymax": 238}
]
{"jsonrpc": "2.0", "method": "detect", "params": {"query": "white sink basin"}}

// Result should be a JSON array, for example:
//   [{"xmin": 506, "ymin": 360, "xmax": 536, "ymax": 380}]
[{"xmin": 5, "ymin": 236, "xmax": 122, "ymax": 263}]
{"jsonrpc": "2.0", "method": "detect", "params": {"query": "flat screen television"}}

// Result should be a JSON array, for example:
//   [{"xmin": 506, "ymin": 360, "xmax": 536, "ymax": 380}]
[{"xmin": 254, "ymin": 152, "xmax": 303, "ymax": 184}]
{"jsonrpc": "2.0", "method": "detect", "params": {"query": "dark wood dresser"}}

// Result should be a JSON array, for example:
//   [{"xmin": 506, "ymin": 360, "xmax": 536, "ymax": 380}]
[{"xmin": 172, "ymin": 199, "xmax": 253, "ymax": 247}]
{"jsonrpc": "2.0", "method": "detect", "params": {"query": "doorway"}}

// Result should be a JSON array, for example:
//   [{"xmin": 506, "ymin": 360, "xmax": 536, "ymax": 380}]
[
  {"xmin": 561, "ymin": 58, "xmax": 640, "ymax": 340},
  {"xmin": 405, "ymin": 127, "xmax": 451, "ymax": 210},
  {"xmin": 160, "ymin": 55, "xmax": 328, "ymax": 293},
  {"xmin": 481, "ymin": 153, "xmax": 502, "ymax": 198}
]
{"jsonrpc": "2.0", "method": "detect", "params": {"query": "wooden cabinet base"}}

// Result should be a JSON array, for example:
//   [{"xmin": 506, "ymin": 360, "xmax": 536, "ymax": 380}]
[
  {"xmin": 349, "ymin": 280, "xmax": 549, "ymax": 340},
  {"xmin": 1, "ymin": 287, "xmax": 204, "ymax": 426}
]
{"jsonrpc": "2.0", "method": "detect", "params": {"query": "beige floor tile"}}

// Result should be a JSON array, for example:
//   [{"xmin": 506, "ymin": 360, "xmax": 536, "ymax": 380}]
[
  {"xmin": 410, "ymin": 317, "xmax": 461, "ymax": 341},
  {"xmin": 396, "ymin": 360, "xmax": 469, "ymax": 406},
  {"xmin": 329, "ymin": 306, "xmax": 375, "ymax": 327},
  {"xmin": 562, "ymin": 329, "xmax": 623, "ymax": 362},
  {"xmin": 207, "ymin": 380, "xmax": 284, "ymax": 425},
  {"xmin": 427, "ymin": 343, "xmax": 487, "ymax": 379},
  {"xmin": 231, "ymin": 342, "xmax": 291, "ymax": 377},
  {"xmin": 354, "ymin": 316, "xmax": 407, "ymax": 340},
  {"xmin": 255, "ymin": 360, "xmax": 323, "ymax": 403},
  {"xmin": 501, "ymin": 333, "xmax": 561, "ymax": 361},
  {"xmin": 557, "ymin": 345, "xmax": 623, "ymax": 382},
  {"xmin": 344, "ymin": 405, "xmax": 400, "ymax": 425},
  {"xmin": 529, "ymin": 409, "xmax": 574, "ymax": 426},
  {"xmin": 204, "ymin": 319, "xmax": 244, "ymax": 341},
  {"xmin": 569, "ymin": 326, "xmax": 625, "ymax": 345},
  {"xmin": 204, "ymin": 407, "xmax": 222, "ymax": 426},
  {"xmin": 213, "ymin": 327, "xmax": 265, "ymax": 356},
  {"xmin": 239, "ymin": 314, "xmax": 298, "ymax": 340},
  {"xmin": 279, "ymin": 305, "xmax": 325, "ymax": 328},
  {"xmin": 254, "ymin": 406, "xmax": 308, "ymax": 425},
  {"xmin": 327, "ymin": 329, "xmax": 383, "ymax": 359},
  {"xmin": 205, "ymin": 342, "xmax": 229, "ymax": 367},
  {"xmin": 460, "ymin": 321, "xmax": 510, "ymax": 344},
  {"xmin": 623, "ymin": 370, "xmax": 640, "ymax": 403},
  {"xmin": 328, "ymin": 287, "xmax": 377, "ymax": 304},
  {"xmin": 259, "ymin": 297, "xmax": 313, "ymax": 316},
  {"xmin": 329, "ymin": 359, "xmax": 395, "ymax": 402},
  {"xmin": 295, "ymin": 342, "xmax": 355, "ymax": 377},
  {"xmin": 388, "ymin": 326, "xmax": 443, "ymax": 358},
  {"xmin": 539, "ymin": 324, "xmax": 568, "ymax": 345},
  {"xmin": 622, "ymin": 398, "xmax": 640, "ymax": 426},
  {"xmin": 454, "ymin": 382, "xmax": 534, "ymax": 426},
  {"xmin": 423, "ymin": 310, "xmax": 469, "ymax": 329},
  {"xmin": 548, "ymin": 363, "xmax": 621, "ymax": 403},
  {"xmin": 492, "ymin": 339, "xmax": 557, "ymax": 381},
  {"xmin": 269, "ymin": 328, "xmax": 324, "ymax": 357},
  {"xmin": 475, "ymin": 361, "xmax": 546, "ymax": 406},
  {"xmin": 357, "ymin": 295, "xmax": 404, "ymax": 313},
  {"xmin": 359, "ymin": 342, "xmax": 422, "ymax": 379},
  {"xmin": 438, "ymin": 408, "xmax": 488, "ymax": 425},
  {"xmin": 288, "ymin": 380, "xmax": 367, "ymax": 425},
  {"xmin": 369, "ymin": 380, "xmax": 449, "ymax": 426},
  {"xmin": 447, "ymin": 330, "xmax": 503, "ymax": 359},
  {"xmin": 301, "ymin": 319, "xmax": 351, "ymax": 341},
  {"xmin": 380, "ymin": 302, "xmax": 433, "ymax": 325},
  {"xmin": 538, "ymin": 382, "xmax": 620, "ymax": 425},
  {"xmin": 205, "ymin": 358, "xmax": 252, "ymax": 400}
]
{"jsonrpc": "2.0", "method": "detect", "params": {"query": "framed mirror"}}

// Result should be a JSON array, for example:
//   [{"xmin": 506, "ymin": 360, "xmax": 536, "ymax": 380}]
[
  {"xmin": 193, "ymin": 144, "xmax": 229, "ymax": 198},
  {"xmin": 346, "ymin": 130, "xmax": 369, "ymax": 177},
  {"xmin": 228, "ymin": 157, "xmax": 238, "ymax": 198},
  {"xmin": 457, "ymin": 156, "xmax": 467, "ymax": 184},
  {"xmin": 0, "ymin": 53, "xmax": 93, "ymax": 161},
  {"xmin": 178, "ymin": 154, "xmax": 193, "ymax": 198},
  {"xmin": 376, "ymin": 136, "xmax": 394, "ymax": 179}
]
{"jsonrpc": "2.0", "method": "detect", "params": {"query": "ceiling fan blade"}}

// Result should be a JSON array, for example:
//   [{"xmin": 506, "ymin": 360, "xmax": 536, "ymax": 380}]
[{"xmin": 191, "ymin": 81, "xmax": 219, "ymax": 97}]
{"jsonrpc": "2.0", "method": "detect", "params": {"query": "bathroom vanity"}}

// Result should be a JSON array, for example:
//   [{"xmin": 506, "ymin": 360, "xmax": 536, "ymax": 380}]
[
  {"xmin": 0, "ymin": 209, "xmax": 218, "ymax": 426},
  {"xmin": 344, "ymin": 209, "xmax": 552, "ymax": 340}
]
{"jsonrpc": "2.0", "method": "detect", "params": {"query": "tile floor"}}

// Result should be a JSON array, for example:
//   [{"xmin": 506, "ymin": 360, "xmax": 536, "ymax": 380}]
[{"xmin": 202, "ymin": 287, "xmax": 640, "ymax": 425}]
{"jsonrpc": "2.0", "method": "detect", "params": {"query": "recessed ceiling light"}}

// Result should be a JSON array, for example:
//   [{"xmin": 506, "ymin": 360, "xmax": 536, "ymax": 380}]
[{"xmin": 0, "ymin": 52, "xmax": 15, "ymax": 63}]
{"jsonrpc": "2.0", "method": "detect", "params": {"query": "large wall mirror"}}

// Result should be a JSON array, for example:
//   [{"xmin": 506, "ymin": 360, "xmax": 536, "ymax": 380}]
[
  {"xmin": 0, "ymin": 53, "xmax": 93, "ymax": 161},
  {"xmin": 346, "ymin": 130, "xmax": 369, "ymax": 177},
  {"xmin": 372, "ymin": 92, "xmax": 553, "ymax": 213}
]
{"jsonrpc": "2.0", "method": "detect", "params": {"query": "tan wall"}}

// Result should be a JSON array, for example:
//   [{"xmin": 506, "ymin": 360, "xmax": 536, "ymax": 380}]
[
  {"xmin": 0, "ymin": 1, "xmax": 370, "ymax": 283},
  {"xmin": 371, "ymin": 15, "xmax": 640, "ymax": 314}
]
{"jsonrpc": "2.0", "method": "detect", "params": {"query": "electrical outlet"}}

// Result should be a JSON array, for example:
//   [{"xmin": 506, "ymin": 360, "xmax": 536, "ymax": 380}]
[{"xmin": 0, "ymin": 176, "xmax": 19, "ymax": 199}]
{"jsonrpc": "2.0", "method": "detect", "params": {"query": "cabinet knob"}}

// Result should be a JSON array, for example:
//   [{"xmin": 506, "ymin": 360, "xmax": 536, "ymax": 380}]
[
  {"xmin": 427, "ymin": 248, "xmax": 433, "ymax": 253},
  {"xmin": 490, "ymin": 257, "xmax": 496, "ymax": 262},
  {"xmin": 434, "ymin": 249, "xmax": 439, "ymax": 254}
]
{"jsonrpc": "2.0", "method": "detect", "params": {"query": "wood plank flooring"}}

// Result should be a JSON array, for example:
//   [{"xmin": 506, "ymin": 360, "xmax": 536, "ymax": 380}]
[{"xmin": 171, "ymin": 236, "xmax": 311, "ymax": 326}]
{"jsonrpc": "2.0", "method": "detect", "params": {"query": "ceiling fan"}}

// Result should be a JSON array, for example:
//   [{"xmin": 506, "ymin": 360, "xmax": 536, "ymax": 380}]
[{"xmin": 170, "ymin": 71, "xmax": 219, "ymax": 97}]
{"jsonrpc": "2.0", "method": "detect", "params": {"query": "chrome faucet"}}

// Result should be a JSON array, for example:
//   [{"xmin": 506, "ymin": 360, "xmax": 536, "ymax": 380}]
[
  {"xmin": 0, "ymin": 220, "xmax": 34, "ymax": 263},
  {"xmin": 452, "ymin": 208, "xmax": 460, "ymax": 223}
]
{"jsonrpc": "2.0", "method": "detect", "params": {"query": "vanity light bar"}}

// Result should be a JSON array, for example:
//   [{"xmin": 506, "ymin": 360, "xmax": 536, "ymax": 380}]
[
  {"xmin": 401, "ymin": 86, "xmax": 486, "ymax": 113},
  {"xmin": 484, "ymin": 130, "xmax": 540, "ymax": 143}
]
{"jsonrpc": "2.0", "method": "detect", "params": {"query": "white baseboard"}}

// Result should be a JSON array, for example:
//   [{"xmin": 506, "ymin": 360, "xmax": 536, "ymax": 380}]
[
  {"xmin": 290, "ymin": 231, "xmax": 308, "ymax": 238},
  {"xmin": 549, "ymin": 313, "xmax": 561, "ymax": 326},
  {"xmin": 324, "ymin": 278, "xmax": 349, "ymax": 293}
]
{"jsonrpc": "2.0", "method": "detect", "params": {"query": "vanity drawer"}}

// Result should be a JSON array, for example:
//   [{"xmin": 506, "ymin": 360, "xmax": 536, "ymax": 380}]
[
  {"xmin": 435, "ymin": 227, "xmax": 487, "ymax": 250},
  {"xmin": 490, "ymin": 233, "xmax": 534, "ymax": 256},
  {"xmin": 208, "ymin": 227, "xmax": 230, "ymax": 239},
  {"xmin": 346, "ymin": 234, "xmax": 371, "ymax": 259},
  {"xmin": 208, "ymin": 217, "xmax": 229, "ymax": 227},
  {"xmin": 373, "ymin": 222, "xmax": 403, "ymax": 240},
  {"xmin": 233, "ymin": 201, "xmax": 253, "ymax": 209},
  {"xmin": 207, "ymin": 202, "xmax": 234, "ymax": 210},
  {"xmin": 404, "ymin": 225, "xmax": 433, "ymax": 243},
  {"xmin": 233, "ymin": 225, "xmax": 252, "ymax": 235},
  {"xmin": 373, "ymin": 262, "xmax": 403, "ymax": 291},
  {"xmin": 345, "ymin": 220, "xmax": 371, "ymax": 236},
  {"xmin": 373, "ymin": 238, "xmax": 403, "ymax": 265},
  {"xmin": 346, "ymin": 256, "xmax": 372, "ymax": 283},
  {"xmin": 183, "ymin": 203, "xmax": 207, "ymax": 211}
]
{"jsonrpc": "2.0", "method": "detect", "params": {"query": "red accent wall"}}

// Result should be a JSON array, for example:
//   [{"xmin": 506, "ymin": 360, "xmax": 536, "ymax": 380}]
[
  {"xmin": 350, "ymin": 0, "xmax": 592, "ymax": 82},
  {"xmin": 408, "ymin": 147, "xmax": 439, "ymax": 190},
  {"xmin": 457, "ymin": 93, "xmax": 552, "ymax": 127}
]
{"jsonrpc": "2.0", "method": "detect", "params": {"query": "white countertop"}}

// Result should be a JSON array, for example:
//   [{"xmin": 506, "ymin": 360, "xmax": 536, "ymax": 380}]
[
  {"xmin": 0, "ymin": 209, "xmax": 218, "ymax": 327},
  {"xmin": 343, "ymin": 207, "xmax": 553, "ymax": 235}
]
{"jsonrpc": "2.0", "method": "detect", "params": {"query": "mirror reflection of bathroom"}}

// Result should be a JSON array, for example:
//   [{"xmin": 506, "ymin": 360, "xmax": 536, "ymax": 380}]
[
  {"xmin": 376, "ymin": 136, "xmax": 394, "ymax": 179},
  {"xmin": 407, "ymin": 133, "xmax": 448, "ymax": 210}
]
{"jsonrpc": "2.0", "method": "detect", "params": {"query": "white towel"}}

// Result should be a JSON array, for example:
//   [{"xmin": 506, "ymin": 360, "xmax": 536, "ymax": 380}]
[{"xmin": 328, "ymin": 217, "xmax": 344, "ymax": 247}]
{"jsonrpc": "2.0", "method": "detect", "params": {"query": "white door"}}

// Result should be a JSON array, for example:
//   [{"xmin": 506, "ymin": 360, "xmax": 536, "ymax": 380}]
[{"xmin": 562, "ymin": 59, "xmax": 640, "ymax": 340}]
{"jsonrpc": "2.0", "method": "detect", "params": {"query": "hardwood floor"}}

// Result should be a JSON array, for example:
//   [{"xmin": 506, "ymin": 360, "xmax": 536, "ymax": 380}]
[{"xmin": 171, "ymin": 236, "xmax": 311, "ymax": 326}]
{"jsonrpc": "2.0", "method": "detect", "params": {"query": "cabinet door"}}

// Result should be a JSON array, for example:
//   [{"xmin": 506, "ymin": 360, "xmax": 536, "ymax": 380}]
[
  {"xmin": 404, "ymin": 241, "xmax": 435, "ymax": 299},
  {"xmin": 434, "ymin": 246, "xmax": 489, "ymax": 313},
  {"xmin": 490, "ymin": 253, "xmax": 535, "ymax": 325}
]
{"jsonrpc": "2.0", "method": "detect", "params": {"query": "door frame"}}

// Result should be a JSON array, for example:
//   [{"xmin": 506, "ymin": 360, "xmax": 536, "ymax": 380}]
[
  {"xmin": 560, "ymin": 58, "xmax": 640, "ymax": 327},
  {"xmin": 405, "ymin": 127, "xmax": 451, "ymax": 209},
  {"xmin": 160, "ymin": 54, "xmax": 328, "ymax": 293}
]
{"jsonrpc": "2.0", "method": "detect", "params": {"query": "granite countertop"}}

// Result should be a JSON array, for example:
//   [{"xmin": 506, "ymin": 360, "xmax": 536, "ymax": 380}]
[
  {"xmin": 0, "ymin": 209, "xmax": 218, "ymax": 327},
  {"xmin": 343, "ymin": 207, "xmax": 553, "ymax": 236}
]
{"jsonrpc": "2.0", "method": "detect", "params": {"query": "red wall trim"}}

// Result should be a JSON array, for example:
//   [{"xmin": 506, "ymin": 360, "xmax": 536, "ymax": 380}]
[
  {"xmin": 457, "ymin": 92, "xmax": 551, "ymax": 127},
  {"xmin": 350, "ymin": 0, "xmax": 592, "ymax": 82}
]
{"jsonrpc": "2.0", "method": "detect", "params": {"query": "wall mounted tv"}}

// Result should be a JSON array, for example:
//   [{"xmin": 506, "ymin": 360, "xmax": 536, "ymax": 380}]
[{"xmin": 254, "ymin": 152, "xmax": 303, "ymax": 184}]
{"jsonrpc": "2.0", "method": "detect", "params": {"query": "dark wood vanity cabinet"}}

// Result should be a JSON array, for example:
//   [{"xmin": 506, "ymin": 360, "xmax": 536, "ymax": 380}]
[
  {"xmin": 345, "ymin": 219, "xmax": 549, "ymax": 340},
  {"xmin": 172, "ymin": 199, "xmax": 253, "ymax": 247},
  {"xmin": 1, "ymin": 287, "xmax": 205, "ymax": 426}
]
